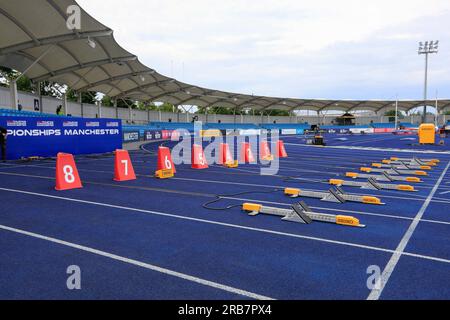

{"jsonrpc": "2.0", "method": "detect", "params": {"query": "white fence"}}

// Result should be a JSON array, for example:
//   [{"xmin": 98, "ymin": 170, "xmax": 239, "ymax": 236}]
[{"xmin": 0, "ymin": 86, "xmax": 447, "ymax": 125}]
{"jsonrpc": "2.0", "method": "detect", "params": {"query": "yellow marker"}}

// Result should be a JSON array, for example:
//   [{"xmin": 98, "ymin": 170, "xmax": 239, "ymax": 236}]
[
  {"xmin": 426, "ymin": 161, "xmax": 437, "ymax": 166},
  {"xmin": 155, "ymin": 169, "xmax": 174, "ymax": 179},
  {"xmin": 262, "ymin": 155, "xmax": 274, "ymax": 161},
  {"xmin": 360, "ymin": 167, "xmax": 372, "ymax": 173},
  {"xmin": 329, "ymin": 179, "xmax": 344, "ymax": 186},
  {"xmin": 362, "ymin": 196, "xmax": 382, "ymax": 205},
  {"xmin": 431, "ymin": 159, "xmax": 440, "ymax": 163},
  {"xmin": 284, "ymin": 188, "xmax": 301, "ymax": 197},
  {"xmin": 225, "ymin": 160, "xmax": 239, "ymax": 168},
  {"xmin": 414, "ymin": 171, "xmax": 427, "ymax": 176},
  {"xmin": 336, "ymin": 215, "xmax": 361, "ymax": 227},
  {"xmin": 397, "ymin": 185, "xmax": 416, "ymax": 192},
  {"xmin": 420, "ymin": 166, "xmax": 432, "ymax": 170},
  {"xmin": 390, "ymin": 157, "xmax": 399, "ymax": 161},
  {"xmin": 382, "ymin": 160, "xmax": 391, "ymax": 164},
  {"xmin": 372, "ymin": 163, "xmax": 382, "ymax": 168},
  {"xmin": 406, "ymin": 177, "xmax": 421, "ymax": 183},
  {"xmin": 242, "ymin": 203, "xmax": 262, "ymax": 213},
  {"xmin": 346, "ymin": 172, "xmax": 359, "ymax": 178}
]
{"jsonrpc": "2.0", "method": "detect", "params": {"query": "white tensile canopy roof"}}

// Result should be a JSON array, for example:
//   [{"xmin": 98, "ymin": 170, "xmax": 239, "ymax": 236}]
[{"xmin": 1, "ymin": 0, "xmax": 449, "ymax": 113}]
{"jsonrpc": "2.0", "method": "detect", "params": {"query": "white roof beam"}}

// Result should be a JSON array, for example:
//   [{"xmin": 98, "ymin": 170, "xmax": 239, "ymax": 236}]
[{"xmin": 33, "ymin": 55, "xmax": 137, "ymax": 82}]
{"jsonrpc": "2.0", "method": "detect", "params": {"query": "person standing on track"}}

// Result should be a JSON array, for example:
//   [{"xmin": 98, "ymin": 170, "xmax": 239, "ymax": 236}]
[{"xmin": 0, "ymin": 125, "xmax": 7, "ymax": 161}]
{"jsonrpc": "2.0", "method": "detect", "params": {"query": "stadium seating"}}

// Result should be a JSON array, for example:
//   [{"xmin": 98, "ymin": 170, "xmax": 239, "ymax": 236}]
[{"xmin": 0, "ymin": 108, "xmax": 67, "ymax": 118}]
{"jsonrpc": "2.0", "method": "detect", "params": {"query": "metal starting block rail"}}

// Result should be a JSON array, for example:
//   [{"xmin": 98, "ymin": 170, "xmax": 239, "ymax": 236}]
[
  {"xmin": 360, "ymin": 167, "xmax": 428, "ymax": 176},
  {"xmin": 346, "ymin": 171, "xmax": 422, "ymax": 183},
  {"xmin": 242, "ymin": 201, "xmax": 365, "ymax": 227},
  {"xmin": 389, "ymin": 157, "xmax": 440, "ymax": 166},
  {"xmin": 372, "ymin": 162, "xmax": 432, "ymax": 171},
  {"xmin": 329, "ymin": 178, "xmax": 416, "ymax": 192},
  {"xmin": 284, "ymin": 187, "xmax": 384, "ymax": 205}
]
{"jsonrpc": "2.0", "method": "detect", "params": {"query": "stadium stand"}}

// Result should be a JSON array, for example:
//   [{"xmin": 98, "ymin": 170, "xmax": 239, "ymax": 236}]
[{"xmin": 0, "ymin": 108, "xmax": 68, "ymax": 118}]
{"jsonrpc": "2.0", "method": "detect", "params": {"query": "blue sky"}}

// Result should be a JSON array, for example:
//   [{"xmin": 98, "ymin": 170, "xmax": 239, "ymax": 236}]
[{"xmin": 78, "ymin": 0, "xmax": 450, "ymax": 101}]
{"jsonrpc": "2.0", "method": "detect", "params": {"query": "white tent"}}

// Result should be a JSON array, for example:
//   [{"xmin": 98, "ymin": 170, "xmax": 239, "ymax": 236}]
[{"xmin": 1, "ymin": 0, "xmax": 449, "ymax": 113}]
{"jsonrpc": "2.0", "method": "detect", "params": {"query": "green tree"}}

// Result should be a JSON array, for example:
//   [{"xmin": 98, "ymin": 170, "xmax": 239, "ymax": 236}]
[
  {"xmin": 101, "ymin": 95, "xmax": 114, "ymax": 107},
  {"xmin": 0, "ymin": 66, "xmax": 34, "ymax": 92},
  {"xmin": 384, "ymin": 110, "xmax": 404, "ymax": 118},
  {"xmin": 196, "ymin": 106, "xmax": 235, "ymax": 115},
  {"xmin": 254, "ymin": 109, "xmax": 290, "ymax": 116}
]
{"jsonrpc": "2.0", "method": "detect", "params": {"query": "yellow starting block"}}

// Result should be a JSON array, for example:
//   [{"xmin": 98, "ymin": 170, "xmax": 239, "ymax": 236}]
[
  {"xmin": 224, "ymin": 160, "xmax": 239, "ymax": 168},
  {"xmin": 346, "ymin": 172, "xmax": 422, "ymax": 183},
  {"xmin": 283, "ymin": 187, "xmax": 383, "ymax": 205},
  {"xmin": 390, "ymin": 156, "xmax": 439, "ymax": 165},
  {"xmin": 360, "ymin": 167, "xmax": 427, "ymax": 176},
  {"xmin": 372, "ymin": 163, "xmax": 432, "ymax": 170},
  {"xmin": 242, "ymin": 201, "xmax": 365, "ymax": 227},
  {"xmin": 262, "ymin": 155, "xmax": 274, "ymax": 161},
  {"xmin": 155, "ymin": 169, "xmax": 174, "ymax": 179},
  {"xmin": 329, "ymin": 178, "xmax": 416, "ymax": 192}
]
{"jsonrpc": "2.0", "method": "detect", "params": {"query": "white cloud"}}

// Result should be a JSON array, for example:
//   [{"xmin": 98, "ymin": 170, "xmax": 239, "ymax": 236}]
[{"xmin": 77, "ymin": 0, "xmax": 450, "ymax": 99}]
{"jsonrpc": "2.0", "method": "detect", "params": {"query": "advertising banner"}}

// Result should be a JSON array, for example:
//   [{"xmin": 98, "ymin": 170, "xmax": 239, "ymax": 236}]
[
  {"xmin": 0, "ymin": 116, "xmax": 122, "ymax": 160},
  {"xmin": 123, "ymin": 131, "xmax": 140, "ymax": 142},
  {"xmin": 373, "ymin": 128, "xmax": 396, "ymax": 133},
  {"xmin": 280, "ymin": 129, "xmax": 297, "ymax": 135},
  {"xmin": 349, "ymin": 128, "xmax": 374, "ymax": 134}
]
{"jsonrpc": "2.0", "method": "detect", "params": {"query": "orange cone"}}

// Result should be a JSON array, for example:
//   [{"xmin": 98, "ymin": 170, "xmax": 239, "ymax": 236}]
[
  {"xmin": 192, "ymin": 144, "xmax": 209, "ymax": 169},
  {"xmin": 114, "ymin": 149, "xmax": 136, "ymax": 181},
  {"xmin": 277, "ymin": 140, "xmax": 288, "ymax": 158},
  {"xmin": 55, "ymin": 153, "xmax": 83, "ymax": 191},
  {"xmin": 260, "ymin": 141, "xmax": 273, "ymax": 161},
  {"xmin": 218, "ymin": 143, "xmax": 234, "ymax": 165},
  {"xmin": 157, "ymin": 146, "xmax": 176, "ymax": 173},
  {"xmin": 241, "ymin": 142, "xmax": 256, "ymax": 163}
]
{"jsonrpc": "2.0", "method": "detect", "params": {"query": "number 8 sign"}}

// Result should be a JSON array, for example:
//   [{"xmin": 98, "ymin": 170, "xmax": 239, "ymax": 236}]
[{"xmin": 55, "ymin": 153, "xmax": 83, "ymax": 191}]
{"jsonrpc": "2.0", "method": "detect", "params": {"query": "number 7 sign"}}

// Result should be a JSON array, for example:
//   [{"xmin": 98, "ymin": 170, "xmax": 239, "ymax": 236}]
[{"xmin": 114, "ymin": 150, "xmax": 136, "ymax": 181}]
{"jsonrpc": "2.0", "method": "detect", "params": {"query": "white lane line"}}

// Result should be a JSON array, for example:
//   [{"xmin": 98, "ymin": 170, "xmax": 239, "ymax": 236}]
[
  {"xmin": 0, "ymin": 224, "xmax": 272, "ymax": 300},
  {"xmin": 367, "ymin": 160, "xmax": 450, "ymax": 300},
  {"xmin": 2, "ymin": 170, "xmax": 450, "ymax": 222},
  {"xmin": 0, "ymin": 187, "xmax": 394, "ymax": 254},
  {"xmin": 0, "ymin": 187, "xmax": 449, "ymax": 265},
  {"xmin": 439, "ymin": 190, "xmax": 450, "ymax": 195}
]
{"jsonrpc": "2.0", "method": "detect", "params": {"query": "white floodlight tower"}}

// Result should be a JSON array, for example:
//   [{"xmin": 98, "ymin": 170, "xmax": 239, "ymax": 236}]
[{"xmin": 418, "ymin": 40, "xmax": 439, "ymax": 123}]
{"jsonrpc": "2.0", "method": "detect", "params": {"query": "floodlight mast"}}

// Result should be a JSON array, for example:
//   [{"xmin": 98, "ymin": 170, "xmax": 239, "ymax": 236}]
[{"xmin": 418, "ymin": 40, "xmax": 439, "ymax": 123}]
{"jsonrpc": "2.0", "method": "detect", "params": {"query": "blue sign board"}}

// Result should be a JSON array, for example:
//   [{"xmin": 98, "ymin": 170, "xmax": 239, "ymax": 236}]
[{"xmin": 0, "ymin": 116, "xmax": 122, "ymax": 160}]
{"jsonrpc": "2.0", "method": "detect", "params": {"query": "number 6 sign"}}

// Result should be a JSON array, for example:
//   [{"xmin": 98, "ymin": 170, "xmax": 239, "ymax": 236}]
[
  {"xmin": 55, "ymin": 153, "xmax": 83, "ymax": 191},
  {"xmin": 157, "ymin": 146, "xmax": 176, "ymax": 173}
]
